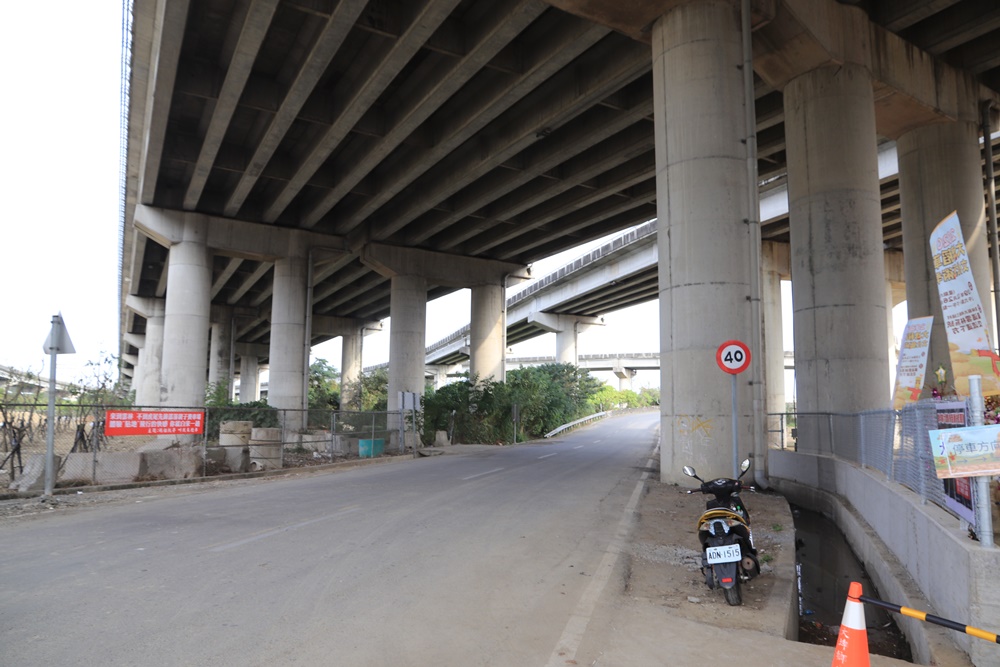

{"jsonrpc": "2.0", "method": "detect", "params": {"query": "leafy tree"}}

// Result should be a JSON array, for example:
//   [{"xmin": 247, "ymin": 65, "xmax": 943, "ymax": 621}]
[{"xmin": 308, "ymin": 358, "xmax": 340, "ymax": 410}]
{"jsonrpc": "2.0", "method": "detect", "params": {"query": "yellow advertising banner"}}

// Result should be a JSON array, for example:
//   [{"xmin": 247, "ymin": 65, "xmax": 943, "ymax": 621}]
[
  {"xmin": 892, "ymin": 316, "xmax": 933, "ymax": 410},
  {"xmin": 930, "ymin": 212, "xmax": 1000, "ymax": 396}
]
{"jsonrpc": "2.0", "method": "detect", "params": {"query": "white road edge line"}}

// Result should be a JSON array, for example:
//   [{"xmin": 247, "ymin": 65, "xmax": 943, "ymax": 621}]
[
  {"xmin": 573, "ymin": 446, "xmax": 584, "ymax": 450},
  {"xmin": 208, "ymin": 506, "xmax": 361, "ymax": 553},
  {"xmin": 461, "ymin": 467, "xmax": 505, "ymax": 481},
  {"xmin": 537, "ymin": 453, "xmax": 558, "ymax": 459},
  {"xmin": 544, "ymin": 444, "xmax": 660, "ymax": 667}
]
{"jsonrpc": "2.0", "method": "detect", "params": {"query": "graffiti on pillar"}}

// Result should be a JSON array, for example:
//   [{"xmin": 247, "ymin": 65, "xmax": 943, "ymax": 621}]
[{"xmin": 674, "ymin": 415, "xmax": 714, "ymax": 458}]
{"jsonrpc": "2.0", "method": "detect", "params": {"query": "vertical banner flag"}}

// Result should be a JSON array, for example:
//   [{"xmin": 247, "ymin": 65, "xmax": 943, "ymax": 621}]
[
  {"xmin": 892, "ymin": 316, "xmax": 933, "ymax": 409},
  {"xmin": 930, "ymin": 212, "xmax": 1000, "ymax": 396}
]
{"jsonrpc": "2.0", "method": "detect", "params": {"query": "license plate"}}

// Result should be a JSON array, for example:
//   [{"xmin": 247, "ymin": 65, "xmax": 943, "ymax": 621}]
[{"xmin": 706, "ymin": 544, "xmax": 741, "ymax": 564}]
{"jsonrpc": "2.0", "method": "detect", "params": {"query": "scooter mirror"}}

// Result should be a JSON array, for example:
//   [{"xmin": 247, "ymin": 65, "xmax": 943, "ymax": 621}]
[
  {"xmin": 739, "ymin": 458, "xmax": 751, "ymax": 475},
  {"xmin": 682, "ymin": 466, "xmax": 697, "ymax": 478}
]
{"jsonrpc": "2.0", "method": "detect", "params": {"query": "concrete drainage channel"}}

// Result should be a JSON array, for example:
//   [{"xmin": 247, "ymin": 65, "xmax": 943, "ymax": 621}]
[{"xmin": 792, "ymin": 505, "xmax": 913, "ymax": 661}]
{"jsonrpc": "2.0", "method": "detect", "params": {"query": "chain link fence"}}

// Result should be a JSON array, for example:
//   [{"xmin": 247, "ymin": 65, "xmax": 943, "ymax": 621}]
[
  {"xmin": 767, "ymin": 400, "xmax": 970, "ymax": 521},
  {"xmin": 1, "ymin": 403, "xmax": 414, "ymax": 493}
]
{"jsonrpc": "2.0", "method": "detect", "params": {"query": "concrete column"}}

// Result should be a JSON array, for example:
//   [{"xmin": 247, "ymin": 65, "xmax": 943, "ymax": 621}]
[
  {"xmin": 616, "ymin": 368, "xmax": 637, "ymax": 392},
  {"xmin": 269, "ymin": 239, "xmax": 308, "ymax": 433},
  {"xmin": 555, "ymin": 325, "xmax": 579, "ymax": 366},
  {"xmin": 761, "ymin": 242, "xmax": 788, "ymax": 418},
  {"xmin": 160, "ymin": 216, "xmax": 212, "ymax": 407},
  {"xmin": 785, "ymin": 63, "xmax": 889, "ymax": 425},
  {"xmin": 469, "ymin": 283, "xmax": 505, "ymax": 383},
  {"xmin": 208, "ymin": 310, "xmax": 234, "ymax": 398},
  {"xmin": 136, "ymin": 301, "xmax": 165, "ymax": 406},
  {"xmin": 898, "ymin": 120, "xmax": 991, "ymax": 395},
  {"xmin": 387, "ymin": 274, "xmax": 428, "ymax": 413},
  {"xmin": 653, "ymin": 0, "xmax": 754, "ymax": 482},
  {"xmin": 340, "ymin": 328, "xmax": 363, "ymax": 410},
  {"xmin": 239, "ymin": 355, "xmax": 260, "ymax": 403}
]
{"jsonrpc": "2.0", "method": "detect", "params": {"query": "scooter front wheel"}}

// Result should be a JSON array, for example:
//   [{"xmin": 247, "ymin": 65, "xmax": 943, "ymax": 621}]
[{"xmin": 722, "ymin": 580, "xmax": 742, "ymax": 606}]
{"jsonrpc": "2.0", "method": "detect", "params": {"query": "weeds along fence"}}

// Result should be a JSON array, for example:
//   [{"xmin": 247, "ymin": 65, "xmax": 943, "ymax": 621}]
[
  {"xmin": 766, "ymin": 401, "xmax": 961, "ymax": 520},
  {"xmin": 0, "ymin": 403, "xmax": 413, "ymax": 491}
]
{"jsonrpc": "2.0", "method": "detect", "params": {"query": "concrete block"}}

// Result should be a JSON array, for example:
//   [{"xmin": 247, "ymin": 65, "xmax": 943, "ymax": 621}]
[
  {"xmin": 300, "ymin": 432, "xmax": 331, "ymax": 452},
  {"xmin": 140, "ymin": 448, "xmax": 202, "ymax": 480},
  {"xmin": 62, "ymin": 452, "xmax": 141, "ymax": 486},
  {"xmin": 11, "ymin": 454, "xmax": 58, "ymax": 492},
  {"xmin": 434, "ymin": 430, "xmax": 451, "ymax": 447}
]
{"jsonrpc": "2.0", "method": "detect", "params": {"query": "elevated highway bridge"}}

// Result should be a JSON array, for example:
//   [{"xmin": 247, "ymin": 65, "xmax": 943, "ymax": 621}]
[{"xmin": 121, "ymin": 0, "xmax": 1000, "ymax": 477}]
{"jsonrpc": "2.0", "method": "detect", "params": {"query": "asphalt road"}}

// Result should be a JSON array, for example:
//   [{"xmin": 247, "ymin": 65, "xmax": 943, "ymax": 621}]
[{"xmin": 0, "ymin": 412, "xmax": 659, "ymax": 666}]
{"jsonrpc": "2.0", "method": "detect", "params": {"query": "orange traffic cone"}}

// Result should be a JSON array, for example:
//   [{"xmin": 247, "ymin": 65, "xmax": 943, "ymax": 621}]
[{"xmin": 831, "ymin": 581, "xmax": 870, "ymax": 666}]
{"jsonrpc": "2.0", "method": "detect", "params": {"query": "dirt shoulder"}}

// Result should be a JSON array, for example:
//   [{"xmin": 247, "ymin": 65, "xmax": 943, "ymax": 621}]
[{"xmin": 625, "ymin": 479, "xmax": 798, "ymax": 635}]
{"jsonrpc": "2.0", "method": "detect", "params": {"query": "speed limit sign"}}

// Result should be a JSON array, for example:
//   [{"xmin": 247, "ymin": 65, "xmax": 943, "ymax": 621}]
[{"xmin": 716, "ymin": 340, "xmax": 751, "ymax": 375}]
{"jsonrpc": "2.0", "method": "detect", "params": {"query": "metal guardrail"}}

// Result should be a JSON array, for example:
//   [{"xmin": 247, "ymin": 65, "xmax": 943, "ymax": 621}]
[{"xmin": 544, "ymin": 412, "xmax": 609, "ymax": 438}]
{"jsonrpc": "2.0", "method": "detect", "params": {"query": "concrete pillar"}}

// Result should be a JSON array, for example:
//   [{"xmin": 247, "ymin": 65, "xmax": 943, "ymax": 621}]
[
  {"xmin": 160, "ymin": 216, "xmax": 212, "ymax": 407},
  {"xmin": 785, "ymin": 63, "xmax": 889, "ymax": 426},
  {"xmin": 653, "ymin": 0, "xmax": 754, "ymax": 482},
  {"xmin": 555, "ymin": 325, "xmax": 579, "ymax": 366},
  {"xmin": 898, "ymin": 121, "xmax": 991, "ymax": 395},
  {"xmin": 387, "ymin": 274, "xmax": 428, "ymax": 413},
  {"xmin": 469, "ymin": 283, "xmax": 505, "ymax": 383},
  {"xmin": 239, "ymin": 355, "xmax": 260, "ymax": 403},
  {"xmin": 340, "ymin": 328, "xmax": 363, "ymax": 409},
  {"xmin": 269, "ymin": 239, "xmax": 308, "ymax": 433},
  {"xmin": 761, "ymin": 242, "xmax": 788, "ymax": 419},
  {"xmin": 208, "ymin": 310, "xmax": 234, "ymax": 398},
  {"xmin": 528, "ymin": 311, "xmax": 602, "ymax": 367},
  {"xmin": 136, "ymin": 300, "xmax": 165, "ymax": 406},
  {"xmin": 616, "ymin": 368, "xmax": 637, "ymax": 392}
]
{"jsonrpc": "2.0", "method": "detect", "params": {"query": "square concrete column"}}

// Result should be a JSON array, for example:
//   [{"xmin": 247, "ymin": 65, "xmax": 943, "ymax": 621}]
[
  {"xmin": 239, "ymin": 355, "xmax": 260, "ymax": 403},
  {"xmin": 340, "ymin": 328, "xmax": 363, "ymax": 410},
  {"xmin": 161, "ymin": 216, "xmax": 212, "ymax": 408},
  {"xmin": 136, "ymin": 300, "xmax": 165, "ymax": 407},
  {"xmin": 469, "ymin": 283, "xmax": 505, "ymax": 383},
  {"xmin": 388, "ymin": 274, "xmax": 428, "ymax": 413},
  {"xmin": 269, "ymin": 240, "xmax": 308, "ymax": 433},
  {"xmin": 785, "ymin": 63, "xmax": 889, "ymax": 426},
  {"xmin": 653, "ymin": 0, "xmax": 755, "ymax": 482},
  {"xmin": 761, "ymin": 241, "xmax": 788, "ymax": 419},
  {"xmin": 208, "ymin": 310, "xmax": 234, "ymax": 397},
  {"xmin": 899, "ymin": 120, "xmax": 992, "ymax": 395}
]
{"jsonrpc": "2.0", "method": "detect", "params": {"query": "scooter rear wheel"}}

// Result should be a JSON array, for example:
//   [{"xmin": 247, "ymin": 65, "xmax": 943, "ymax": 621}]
[{"xmin": 722, "ymin": 580, "xmax": 742, "ymax": 606}]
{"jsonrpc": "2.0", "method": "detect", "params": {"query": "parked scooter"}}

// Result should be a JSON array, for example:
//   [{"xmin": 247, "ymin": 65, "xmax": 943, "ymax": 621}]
[{"xmin": 683, "ymin": 457, "xmax": 760, "ymax": 606}]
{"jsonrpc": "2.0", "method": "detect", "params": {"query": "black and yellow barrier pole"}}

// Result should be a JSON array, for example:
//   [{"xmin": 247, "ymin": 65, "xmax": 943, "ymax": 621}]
[{"xmin": 858, "ymin": 594, "xmax": 999, "ymax": 644}]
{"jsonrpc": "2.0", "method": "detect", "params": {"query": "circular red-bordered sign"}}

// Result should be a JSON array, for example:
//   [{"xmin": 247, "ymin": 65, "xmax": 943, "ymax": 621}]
[{"xmin": 716, "ymin": 340, "xmax": 751, "ymax": 375}]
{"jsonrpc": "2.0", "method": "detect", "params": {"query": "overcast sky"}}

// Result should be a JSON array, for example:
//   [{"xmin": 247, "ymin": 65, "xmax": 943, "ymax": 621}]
[{"xmin": 1, "ymin": 1, "xmax": 124, "ymax": 384}]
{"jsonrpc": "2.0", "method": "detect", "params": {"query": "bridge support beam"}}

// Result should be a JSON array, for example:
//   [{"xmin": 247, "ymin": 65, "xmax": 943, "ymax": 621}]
[
  {"xmin": 269, "ymin": 236, "xmax": 308, "ymax": 433},
  {"xmin": 160, "ymin": 214, "xmax": 212, "ymax": 410},
  {"xmin": 653, "ymin": 0, "xmax": 755, "ymax": 483},
  {"xmin": 785, "ymin": 61, "xmax": 889, "ymax": 430},
  {"xmin": 762, "ymin": 241, "xmax": 788, "ymax": 418},
  {"xmin": 388, "ymin": 274, "xmax": 429, "ymax": 418},
  {"xmin": 470, "ymin": 283, "xmax": 505, "ymax": 382},
  {"xmin": 899, "ymin": 119, "xmax": 992, "ymax": 397},
  {"xmin": 126, "ymin": 295, "xmax": 165, "ymax": 407},
  {"xmin": 527, "ymin": 311, "xmax": 603, "ymax": 366},
  {"xmin": 208, "ymin": 307, "xmax": 234, "ymax": 399},
  {"xmin": 239, "ymin": 353, "xmax": 260, "ymax": 403}
]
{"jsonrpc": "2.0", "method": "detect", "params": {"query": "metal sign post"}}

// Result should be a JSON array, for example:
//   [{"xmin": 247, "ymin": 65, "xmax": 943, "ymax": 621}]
[
  {"xmin": 42, "ymin": 314, "xmax": 75, "ymax": 499},
  {"xmin": 967, "ymin": 375, "xmax": 995, "ymax": 548},
  {"xmin": 717, "ymin": 340, "xmax": 751, "ymax": 478}
]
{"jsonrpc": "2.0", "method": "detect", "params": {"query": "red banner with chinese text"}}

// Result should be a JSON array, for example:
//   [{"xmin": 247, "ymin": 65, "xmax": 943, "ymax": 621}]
[{"xmin": 104, "ymin": 410, "xmax": 205, "ymax": 436}]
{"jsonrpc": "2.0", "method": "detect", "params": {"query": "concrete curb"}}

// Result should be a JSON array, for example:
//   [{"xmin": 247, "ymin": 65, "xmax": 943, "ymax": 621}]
[{"xmin": 0, "ymin": 451, "xmax": 416, "ymax": 501}]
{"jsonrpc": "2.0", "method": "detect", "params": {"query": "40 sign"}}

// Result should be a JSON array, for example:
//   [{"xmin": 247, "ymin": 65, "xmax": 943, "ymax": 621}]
[{"xmin": 716, "ymin": 340, "xmax": 751, "ymax": 375}]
